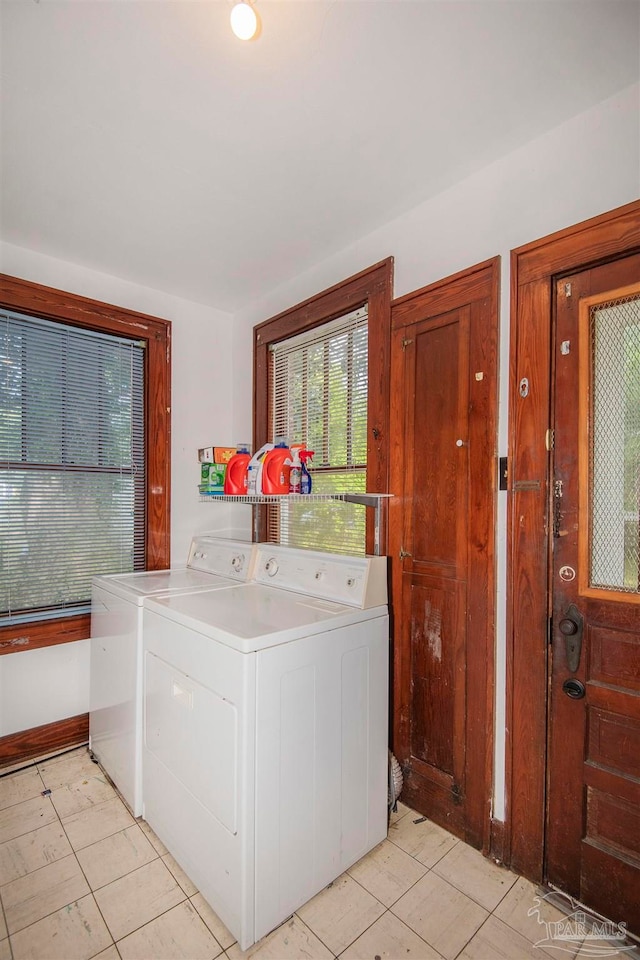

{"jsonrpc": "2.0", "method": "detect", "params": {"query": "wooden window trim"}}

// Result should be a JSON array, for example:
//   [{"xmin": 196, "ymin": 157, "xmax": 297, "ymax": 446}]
[
  {"xmin": 253, "ymin": 258, "xmax": 393, "ymax": 553},
  {"xmin": 578, "ymin": 282, "xmax": 640, "ymax": 605},
  {"xmin": 0, "ymin": 273, "xmax": 171, "ymax": 654}
]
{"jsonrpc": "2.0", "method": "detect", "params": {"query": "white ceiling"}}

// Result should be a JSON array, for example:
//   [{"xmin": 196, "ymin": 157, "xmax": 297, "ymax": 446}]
[{"xmin": 1, "ymin": 0, "xmax": 638, "ymax": 313}]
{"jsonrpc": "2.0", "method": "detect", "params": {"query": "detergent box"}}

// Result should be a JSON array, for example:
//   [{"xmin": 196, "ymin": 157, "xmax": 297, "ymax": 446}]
[
  {"xmin": 198, "ymin": 446, "xmax": 236, "ymax": 464},
  {"xmin": 199, "ymin": 463, "xmax": 226, "ymax": 494}
]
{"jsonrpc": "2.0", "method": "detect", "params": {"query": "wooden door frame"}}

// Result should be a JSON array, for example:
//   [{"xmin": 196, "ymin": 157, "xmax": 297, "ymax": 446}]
[
  {"xmin": 390, "ymin": 256, "xmax": 500, "ymax": 853},
  {"xmin": 505, "ymin": 199, "xmax": 640, "ymax": 880}
]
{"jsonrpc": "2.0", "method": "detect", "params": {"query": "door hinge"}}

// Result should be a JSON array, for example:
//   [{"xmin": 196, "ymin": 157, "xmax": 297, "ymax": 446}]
[
  {"xmin": 399, "ymin": 548, "xmax": 412, "ymax": 559},
  {"xmin": 402, "ymin": 338, "xmax": 413, "ymax": 350},
  {"xmin": 546, "ymin": 428, "xmax": 554, "ymax": 451},
  {"xmin": 563, "ymin": 282, "xmax": 572, "ymax": 298}
]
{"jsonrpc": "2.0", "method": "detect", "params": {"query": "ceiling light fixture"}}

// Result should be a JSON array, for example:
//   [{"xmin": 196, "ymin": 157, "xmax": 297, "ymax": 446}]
[{"xmin": 230, "ymin": 1, "xmax": 259, "ymax": 41}]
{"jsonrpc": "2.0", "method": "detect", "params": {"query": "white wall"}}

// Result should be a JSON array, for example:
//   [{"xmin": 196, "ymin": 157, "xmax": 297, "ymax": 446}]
[
  {"xmin": 233, "ymin": 82, "xmax": 640, "ymax": 383},
  {"xmin": 0, "ymin": 641, "xmax": 90, "ymax": 737},
  {"xmin": 233, "ymin": 83, "xmax": 640, "ymax": 820},
  {"xmin": 0, "ymin": 243, "xmax": 237, "ymax": 736}
]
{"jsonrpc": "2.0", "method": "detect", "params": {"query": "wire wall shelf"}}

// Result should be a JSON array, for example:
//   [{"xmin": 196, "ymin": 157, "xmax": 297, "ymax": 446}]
[
  {"xmin": 198, "ymin": 493, "xmax": 391, "ymax": 506},
  {"xmin": 198, "ymin": 493, "xmax": 392, "ymax": 555}
]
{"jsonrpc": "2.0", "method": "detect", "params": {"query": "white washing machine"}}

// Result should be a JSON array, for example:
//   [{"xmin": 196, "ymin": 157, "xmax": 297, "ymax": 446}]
[
  {"xmin": 142, "ymin": 544, "xmax": 389, "ymax": 950},
  {"xmin": 89, "ymin": 536, "xmax": 256, "ymax": 816}
]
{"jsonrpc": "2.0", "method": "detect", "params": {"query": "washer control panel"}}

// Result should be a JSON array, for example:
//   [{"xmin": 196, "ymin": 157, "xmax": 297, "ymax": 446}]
[
  {"xmin": 253, "ymin": 545, "xmax": 387, "ymax": 608},
  {"xmin": 187, "ymin": 537, "xmax": 256, "ymax": 581}
]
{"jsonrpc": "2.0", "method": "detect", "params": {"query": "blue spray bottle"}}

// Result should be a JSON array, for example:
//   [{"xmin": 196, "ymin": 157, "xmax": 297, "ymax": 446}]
[{"xmin": 300, "ymin": 450, "xmax": 314, "ymax": 494}]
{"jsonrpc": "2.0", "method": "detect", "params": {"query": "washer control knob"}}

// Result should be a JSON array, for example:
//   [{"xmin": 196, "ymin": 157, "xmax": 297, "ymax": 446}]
[
  {"xmin": 265, "ymin": 558, "xmax": 279, "ymax": 577},
  {"xmin": 347, "ymin": 577, "xmax": 355, "ymax": 587},
  {"xmin": 232, "ymin": 554, "xmax": 244, "ymax": 572},
  {"xmin": 315, "ymin": 571, "xmax": 324, "ymax": 581}
]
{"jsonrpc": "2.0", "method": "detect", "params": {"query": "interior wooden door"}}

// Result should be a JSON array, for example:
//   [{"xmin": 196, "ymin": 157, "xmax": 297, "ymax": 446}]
[
  {"xmin": 390, "ymin": 260, "xmax": 498, "ymax": 849},
  {"xmin": 547, "ymin": 253, "xmax": 640, "ymax": 933}
]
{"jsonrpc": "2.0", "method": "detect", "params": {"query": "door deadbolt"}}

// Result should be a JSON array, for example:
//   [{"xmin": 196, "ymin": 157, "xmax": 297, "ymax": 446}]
[{"xmin": 562, "ymin": 678, "xmax": 586, "ymax": 700}]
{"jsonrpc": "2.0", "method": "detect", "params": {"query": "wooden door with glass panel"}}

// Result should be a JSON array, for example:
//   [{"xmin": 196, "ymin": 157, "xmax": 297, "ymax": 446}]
[{"xmin": 548, "ymin": 254, "xmax": 640, "ymax": 934}]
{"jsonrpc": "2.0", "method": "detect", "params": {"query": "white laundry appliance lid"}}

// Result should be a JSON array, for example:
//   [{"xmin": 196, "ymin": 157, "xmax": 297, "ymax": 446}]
[
  {"xmin": 144, "ymin": 583, "xmax": 388, "ymax": 654},
  {"xmin": 92, "ymin": 567, "xmax": 242, "ymax": 602},
  {"xmin": 92, "ymin": 537, "xmax": 256, "ymax": 603}
]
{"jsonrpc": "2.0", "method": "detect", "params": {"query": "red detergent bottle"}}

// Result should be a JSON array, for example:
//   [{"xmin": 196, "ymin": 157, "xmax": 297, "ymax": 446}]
[
  {"xmin": 223, "ymin": 444, "xmax": 251, "ymax": 495},
  {"xmin": 261, "ymin": 439, "xmax": 292, "ymax": 494}
]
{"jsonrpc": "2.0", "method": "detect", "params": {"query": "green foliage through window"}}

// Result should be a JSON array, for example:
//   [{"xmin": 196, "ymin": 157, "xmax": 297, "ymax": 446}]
[
  {"xmin": 269, "ymin": 308, "xmax": 368, "ymax": 555},
  {"xmin": 0, "ymin": 310, "xmax": 145, "ymax": 621}
]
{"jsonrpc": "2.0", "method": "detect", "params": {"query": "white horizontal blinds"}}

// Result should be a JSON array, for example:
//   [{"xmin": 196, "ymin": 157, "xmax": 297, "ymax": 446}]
[
  {"xmin": 269, "ymin": 306, "xmax": 368, "ymax": 555},
  {"xmin": 0, "ymin": 309, "xmax": 145, "ymax": 623}
]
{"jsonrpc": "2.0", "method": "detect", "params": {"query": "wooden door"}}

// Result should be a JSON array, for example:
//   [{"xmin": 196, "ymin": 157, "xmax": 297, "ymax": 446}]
[
  {"xmin": 390, "ymin": 259, "xmax": 498, "ymax": 849},
  {"xmin": 547, "ymin": 253, "xmax": 640, "ymax": 933}
]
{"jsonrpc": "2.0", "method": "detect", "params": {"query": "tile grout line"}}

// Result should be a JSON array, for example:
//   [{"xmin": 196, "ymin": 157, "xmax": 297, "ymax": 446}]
[
  {"xmin": 54, "ymin": 804, "xmax": 193, "ymax": 953},
  {"xmin": 3, "ymin": 753, "xmax": 125, "ymax": 953},
  {"xmin": 284, "ymin": 813, "xmax": 511, "ymax": 960},
  {"xmin": 110, "ymin": 894, "xmax": 194, "ymax": 956},
  {"xmin": 290, "ymin": 909, "xmax": 339, "ymax": 959},
  {"xmin": 0, "ymin": 743, "xmax": 90, "ymax": 781},
  {"xmin": 0, "ymin": 769, "xmax": 47, "ymax": 952},
  {"xmin": 0, "ymin": 796, "xmax": 59, "ymax": 878},
  {"xmin": 383, "ymin": 818, "xmax": 544, "ymax": 938},
  {"xmin": 360, "ymin": 823, "xmax": 529, "ymax": 959},
  {"xmin": 385, "ymin": 832, "xmax": 461, "ymax": 870},
  {"xmin": 450, "ymin": 909, "xmax": 496, "ymax": 960},
  {"xmin": 430, "ymin": 859, "xmax": 519, "ymax": 916},
  {"xmin": 4, "ymin": 772, "xmax": 113, "ymax": 953},
  {"xmin": 0, "ymin": 892, "xmax": 12, "ymax": 960},
  {"xmin": 298, "ymin": 835, "xmax": 451, "ymax": 959},
  {"xmin": 55, "ymin": 793, "xmax": 120, "ymax": 957},
  {"xmin": 42, "ymin": 754, "xmax": 223, "ymax": 956},
  {"xmin": 0, "ymin": 771, "xmax": 50, "ymax": 848}
]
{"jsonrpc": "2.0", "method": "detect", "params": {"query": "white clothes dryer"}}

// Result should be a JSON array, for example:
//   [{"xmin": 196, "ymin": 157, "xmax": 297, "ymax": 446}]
[
  {"xmin": 142, "ymin": 544, "xmax": 389, "ymax": 950},
  {"xmin": 89, "ymin": 536, "xmax": 256, "ymax": 815}
]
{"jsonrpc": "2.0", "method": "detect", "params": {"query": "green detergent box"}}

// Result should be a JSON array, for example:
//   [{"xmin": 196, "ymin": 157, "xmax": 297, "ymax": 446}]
[{"xmin": 199, "ymin": 463, "xmax": 226, "ymax": 493}]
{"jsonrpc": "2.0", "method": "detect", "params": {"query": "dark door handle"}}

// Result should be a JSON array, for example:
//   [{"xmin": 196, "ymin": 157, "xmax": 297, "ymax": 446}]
[{"xmin": 558, "ymin": 603, "xmax": 583, "ymax": 672}]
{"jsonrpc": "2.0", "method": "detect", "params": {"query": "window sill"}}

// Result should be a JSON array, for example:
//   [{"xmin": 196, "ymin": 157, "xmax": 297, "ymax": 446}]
[{"xmin": 0, "ymin": 614, "xmax": 91, "ymax": 656}]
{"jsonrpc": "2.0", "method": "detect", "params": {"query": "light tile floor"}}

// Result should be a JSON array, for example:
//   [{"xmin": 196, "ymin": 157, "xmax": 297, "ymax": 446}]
[{"xmin": 0, "ymin": 747, "xmax": 638, "ymax": 960}]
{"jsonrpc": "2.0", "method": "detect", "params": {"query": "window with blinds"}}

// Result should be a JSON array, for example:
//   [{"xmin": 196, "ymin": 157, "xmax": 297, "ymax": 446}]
[
  {"xmin": 268, "ymin": 306, "xmax": 368, "ymax": 555},
  {"xmin": 0, "ymin": 309, "xmax": 145, "ymax": 624}
]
